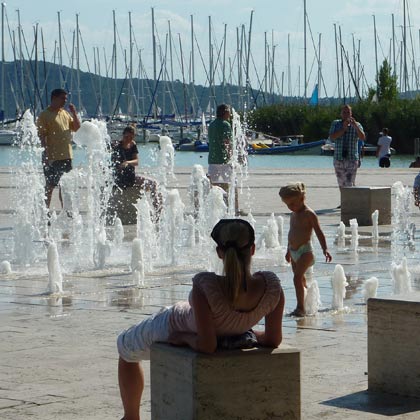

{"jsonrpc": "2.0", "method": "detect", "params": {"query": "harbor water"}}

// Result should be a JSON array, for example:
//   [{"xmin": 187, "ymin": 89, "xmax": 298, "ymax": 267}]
[{"xmin": 0, "ymin": 143, "xmax": 416, "ymax": 169}]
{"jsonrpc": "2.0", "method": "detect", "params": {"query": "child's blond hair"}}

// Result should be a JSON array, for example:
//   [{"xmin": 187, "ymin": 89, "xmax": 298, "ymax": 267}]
[{"xmin": 279, "ymin": 182, "xmax": 306, "ymax": 199}]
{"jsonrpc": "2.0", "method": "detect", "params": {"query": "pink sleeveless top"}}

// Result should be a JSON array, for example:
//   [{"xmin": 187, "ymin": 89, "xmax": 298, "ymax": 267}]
[{"xmin": 169, "ymin": 271, "xmax": 282, "ymax": 336}]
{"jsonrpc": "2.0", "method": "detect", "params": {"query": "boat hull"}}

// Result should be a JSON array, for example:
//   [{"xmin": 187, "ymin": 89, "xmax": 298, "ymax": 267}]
[
  {"xmin": 248, "ymin": 139, "xmax": 326, "ymax": 155},
  {"xmin": 321, "ymin": 143, "xmax": 396, "ymax": 156},
  {"xmin": 0, "ymin": 130, "xmax": 17, "ymax": 145}
]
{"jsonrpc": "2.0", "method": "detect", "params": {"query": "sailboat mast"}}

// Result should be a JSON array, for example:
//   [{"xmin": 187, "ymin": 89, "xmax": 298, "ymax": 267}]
[
  {"xmin": 303, "ymin": 0, "xmax": 307, "ymax": 98},
  {"xmin": 373, "ymin": 14, "xmax": 378, "ymax": 93},
  {"xmin": 403, "ymin": 0, "xmax": 408, "ymax": 92},
  {"xmin": 113, "ymin": 10, "xmax": 117, "ymax": 114},
  {"xmin": 1, "ymin": 2, "xmax": 5, "ymax": 123},
  {"xmin": 317, "ymin": 33, "xmax": 321, "ymax": 101},
  {"xmin": 209, "ymin": 16, "xmax": 214, "ymax": 113},
  {"xmin": 168, "ymin": 20, "xmax": 174, "ymax": 83},
  {"xmin": 190, "ymin": 15, "xmax": 196, "ymax": 116},
  {"xmin": 17, "ymin": 9, "xmax": 24, "ymax": 111},
  {"xmin": 245, "ymin": 10, "xmax": 253, "ymax": 110},
  {"xmin": 334, "ymin": 24, "xmax": 340, "ymax": 98},
  {"xmin": 264, "ymin": 32, "xmax": 267, "ymax": 99},
  {"xmin": 236, "ymin": 27, "xmax": 241, "ymax": 110},
  {"xmin": 129, "ymin": 11, "xmax": 133, "ymax": 116},
  {"xmin": 222, "ymin": 23, "xmax": 227, "ymax": 104},
  {"xmin": 152, "ymin": 7, "xmax": 158, "ymax": 117},
  {"xmin": 58, "ymin": 11, "xmax": 63, "ymax": 88},
  {"xmin": 287, "ymin": 33, "xmax": 291, "ymax": 97},
  {"xmin": 34, "ymin": 23, "xmax": 39, "ymax": 116},
  {"xmin": 76, "ymin": 14, "xmax": 81, "ymax": 110},
  {"xmin": 190, "ymin": 16, "xmax": 194, "ymax": 88},
  {"xmin": 392, "ymin": 14, "xmax": 396, "ymax": 77}
]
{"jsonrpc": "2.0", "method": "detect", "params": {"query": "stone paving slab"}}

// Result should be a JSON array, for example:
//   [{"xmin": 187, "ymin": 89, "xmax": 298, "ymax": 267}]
[{"xmin": 1, "ymin": 166, "xmax": 420, "ymax": 419}]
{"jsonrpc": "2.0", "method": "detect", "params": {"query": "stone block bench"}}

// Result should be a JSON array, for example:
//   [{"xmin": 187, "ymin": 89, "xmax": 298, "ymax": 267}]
[
  {"xmin": 108, "ymin": 186, "xmax": 142, "ymax": 225},
  {"xmin": 341, "ymin": 186, "xmax": 391, "ymax": 226},
  {"xmin": 368, "ymin": 294, "xmax": 420, "ymax": 398},
  {"xmin": 150, "ymin": 342, "xmax": 301, "ymax": 420}
]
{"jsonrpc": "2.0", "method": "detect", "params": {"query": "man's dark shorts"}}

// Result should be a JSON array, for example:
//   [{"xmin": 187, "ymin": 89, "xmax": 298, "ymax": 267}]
[{"xmin": 44, "ymin": 159, "xmax": 72, "ymax": 187}]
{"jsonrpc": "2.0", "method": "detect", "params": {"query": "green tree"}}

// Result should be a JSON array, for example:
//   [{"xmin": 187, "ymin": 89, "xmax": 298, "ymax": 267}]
[{"xmin": 369, "ymin": 59, "xmax": 398, "ymax": 102}]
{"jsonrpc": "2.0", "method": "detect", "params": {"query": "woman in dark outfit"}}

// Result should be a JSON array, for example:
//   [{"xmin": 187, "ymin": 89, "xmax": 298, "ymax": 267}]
[{"xmin": 112, "ymin": 126, "xmax": 162, "ymax": 220}]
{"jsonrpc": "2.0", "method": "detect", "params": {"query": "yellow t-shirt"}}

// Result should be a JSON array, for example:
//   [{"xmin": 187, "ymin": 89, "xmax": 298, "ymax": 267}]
[{"xmin": 36, "ymin": 107, "xmax": 76, "ymax": 161}]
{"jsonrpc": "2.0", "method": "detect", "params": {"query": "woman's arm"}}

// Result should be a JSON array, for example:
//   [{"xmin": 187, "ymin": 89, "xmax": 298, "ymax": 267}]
[
  {"xmin": 254, "ymin": 288, "xmax": 285, "ymax": 347},
  {"xmin": 121, "ymin": 153, "xmax": 139, "ymax": 167},
  {"xmin": 169, "ymin": 284, "xmax": 217, "ymax": 354}
]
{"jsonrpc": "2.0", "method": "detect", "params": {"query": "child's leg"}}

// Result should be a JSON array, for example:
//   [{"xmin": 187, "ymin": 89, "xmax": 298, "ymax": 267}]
[
  {"xmin": 118, "ymin": 357, "xmax": 144, "ymax": 420},
  {"xmin": 292, "ymin": 253, "xmax": 314, "ymax": 313}
]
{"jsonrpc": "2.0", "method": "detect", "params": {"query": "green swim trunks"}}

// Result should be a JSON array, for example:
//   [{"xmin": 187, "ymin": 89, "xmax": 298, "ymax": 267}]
[{"xmin": 289, "ymin": 242, "xmax": 314, "ymax": 265}]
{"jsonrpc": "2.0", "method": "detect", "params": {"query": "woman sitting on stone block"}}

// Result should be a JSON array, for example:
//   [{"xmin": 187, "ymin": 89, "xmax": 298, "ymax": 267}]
[
  {"xmin": 117, "ymin": 218, "xmax": 285, "ymax": 420},
  {"xmin": 111, "ymin": 125, "xmax": 162, "ymax": 219}
]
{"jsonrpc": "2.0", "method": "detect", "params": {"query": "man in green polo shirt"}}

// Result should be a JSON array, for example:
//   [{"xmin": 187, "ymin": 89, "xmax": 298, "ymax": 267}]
[{"xmin": 208, "ymin": 104, "xmax": 238, "ymax": 213}]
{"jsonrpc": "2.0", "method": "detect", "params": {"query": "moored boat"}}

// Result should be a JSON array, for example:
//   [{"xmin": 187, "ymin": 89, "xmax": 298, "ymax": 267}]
[
  {"xmin": 0, "ymin": 129, "xmax": 17, "ymax": 145},
  {"xmin": 176, "ymin": 138, "xmax": 326, "ymax": 154},
  {"xmin": 248, "ymin": 139, "xmax": 326, "ymax": 155},
  {"xmin": 321, "ymin": 141, "xmax": 396, "ymax": 156}
]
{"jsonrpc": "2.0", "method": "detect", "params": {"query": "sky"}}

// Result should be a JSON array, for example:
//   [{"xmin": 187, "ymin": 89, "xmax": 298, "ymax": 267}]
[{"xmin": 4, "ymin": 0, "xmax": 420, "ymax": 98}]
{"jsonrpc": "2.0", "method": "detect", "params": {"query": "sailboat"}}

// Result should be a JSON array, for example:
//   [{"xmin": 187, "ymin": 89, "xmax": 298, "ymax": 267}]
[
  {"xmin": 0, "ymin": 128, "xmax": 17, "ymax": 145},
  {"xmin": 0, "ymin": 4, "xmax": 18, "ymax": 145}
]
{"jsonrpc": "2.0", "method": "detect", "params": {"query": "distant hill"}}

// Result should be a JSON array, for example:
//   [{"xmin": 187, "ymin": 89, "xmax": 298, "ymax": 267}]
[{"xmin": 0, "ymin": 60, "xmax": 288, "ymax": 120}]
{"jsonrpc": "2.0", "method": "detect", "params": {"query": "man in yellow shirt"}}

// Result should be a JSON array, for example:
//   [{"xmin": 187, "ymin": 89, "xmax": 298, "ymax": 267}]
[{"xmin": 36, "ymin": 89, "xmax": 81, "ymax": 208}]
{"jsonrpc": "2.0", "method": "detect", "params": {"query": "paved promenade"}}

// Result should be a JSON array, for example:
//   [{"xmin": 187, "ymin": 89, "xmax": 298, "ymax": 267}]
[{"xmin": 1, "ymin": 165, "xmax": 420, "ymax": 419}]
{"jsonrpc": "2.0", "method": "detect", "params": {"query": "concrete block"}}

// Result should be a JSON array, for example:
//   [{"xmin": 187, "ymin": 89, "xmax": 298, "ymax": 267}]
[
  {"xmin": 341, "ymin": 186, "xmax": 391, "ymax": 226},
  {"xmin": 108, "ymin": 186, "xmax": 142, "ymax": 225},
  {"xmin": 368, "ymin": 294, "xmax": 420, "ymax": 398},
  {"xmin": 150, "ymin": 343, "xmax": 301, "ymax": 420}
]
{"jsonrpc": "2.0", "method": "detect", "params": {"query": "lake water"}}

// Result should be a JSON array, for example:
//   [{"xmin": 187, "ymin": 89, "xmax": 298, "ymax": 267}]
[{"xmin": 0, "ymin": 143, "xmax": 415, "ymax": 169}]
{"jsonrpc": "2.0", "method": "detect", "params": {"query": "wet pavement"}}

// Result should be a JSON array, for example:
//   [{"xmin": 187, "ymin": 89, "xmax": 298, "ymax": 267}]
[{"xmin": 1, "ymin": 166, "xmax": 420, "ymax": 419}]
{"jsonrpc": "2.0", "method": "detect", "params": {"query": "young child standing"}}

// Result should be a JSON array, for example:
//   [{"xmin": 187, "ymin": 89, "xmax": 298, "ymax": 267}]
[{"xmin": 279, "ymin": 182, "xmax": 332, "ymax": 316}]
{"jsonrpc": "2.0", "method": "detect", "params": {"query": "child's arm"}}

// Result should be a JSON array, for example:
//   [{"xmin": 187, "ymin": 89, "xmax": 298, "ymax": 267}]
[
  {"xmin": 285, "ymin": 246, "xmax": 291, "ymax": 263},
  {"xmin": 310, "ymin": 212, "xmax": 332, "ymax": 262}
]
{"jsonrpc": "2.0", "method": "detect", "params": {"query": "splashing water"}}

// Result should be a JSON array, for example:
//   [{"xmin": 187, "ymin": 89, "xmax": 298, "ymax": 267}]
[
  {"xmin": 363, "ymin": 277, "xmax": 379, "ymax": 302},
  {"xmin": 371, "ymin": 210, "xmax": 379, "ymax": 243},
  {"xmin": 228, "ymin": 109, "xmax": 250, "ymax": 216},
  {"xmin": 47, "ymin": 241, "xmax": 63, "ymax": 294},
  {"xmin": 265, "ymin": 214, "xmax": 281, "ymax": 248},
  {"xmin": 204, "ymin": 187, "xmax": 228, "ymax": 233},
  {"xmin": 337, "ymin": 221, "xmax": 346, "ymax": 249},
  {"xmin": 93, "ymin": 227, "xmax": 112, "ymax": 269},
  {"xmin": 113, "ymin": 218, "xmax": 124, "ymax": 246},
  {"xmin": 331, "ymin": 264, "xmax": 348, "ymax": 310},
  {"xmin": 305, "ymin": 281, "xmax": 321, "ymax": 316},
  {"xmin": 159, "ymin": 189, "xmax": 185, "ymax": 265},
  {"xmin": 134, "ymin": 196, "xmax": 156, "ymax": 272},
  {"xmin": 131, "ymin": 238, "xmax": 145, "ymax": 286},
  {"xmin": 158, "ymin": 135, "xmax": 175, "ymax": 185},
  {"xmin": 188, "ymin": 164, "xmax": 211, "ymax": 245},
  {"xmin": 12, "ymin": 110, "xmax": 47, "ymax": 265},
  {"xmin": 0, "ymin": 261, "xmax": 12, "ymax": 274},
  {"xmin": 277, "ymin": 215, "xmax": 284, "ymax": 247},
  {"xmin": 391, "ymin": 257, "xmax": 412, "ymax": 294},
  {"xmin": 349, "ymin": 218, "xmax": 359, "ymax": 252},
  {"xmin": 392, "ymin": 181, "xmax": 413, "ymax": 264}
]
